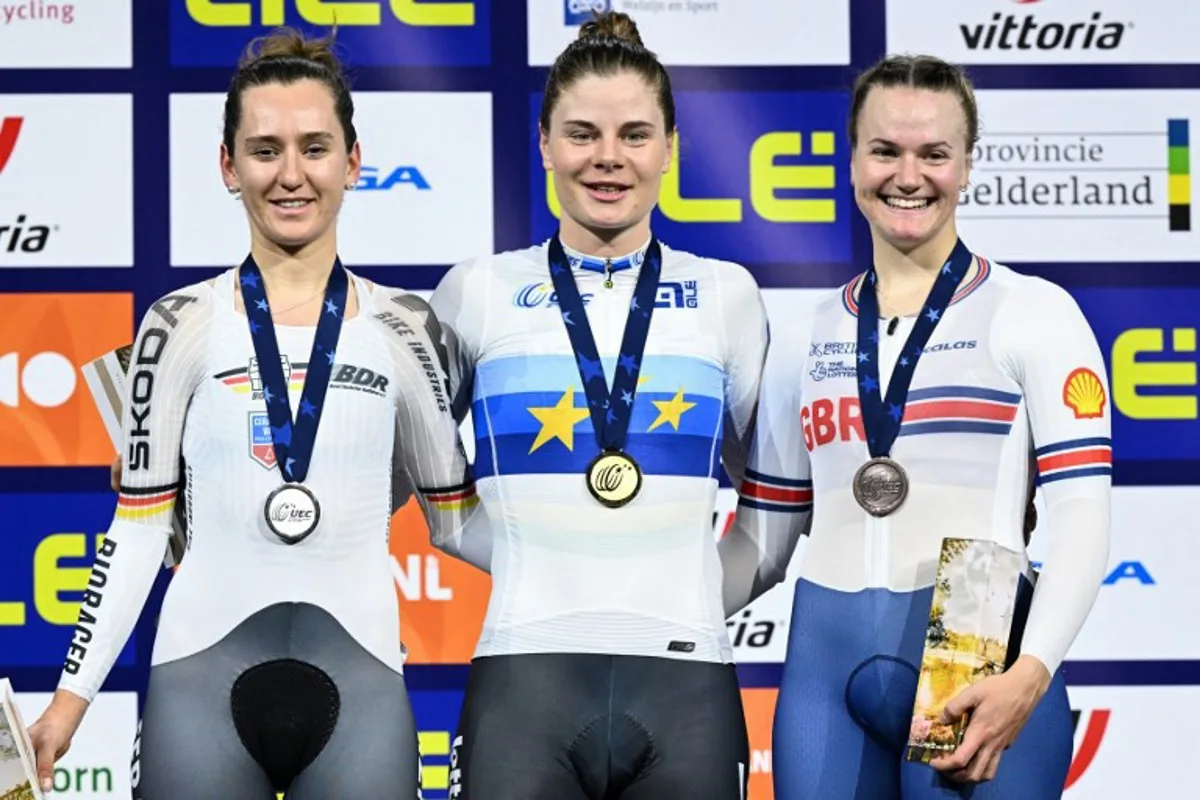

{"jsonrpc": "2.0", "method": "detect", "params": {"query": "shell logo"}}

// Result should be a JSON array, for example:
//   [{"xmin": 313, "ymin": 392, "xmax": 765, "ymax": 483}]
[{"xmin": 1063, "ymin": 367, "xmax": 1106, "ymax": 419}]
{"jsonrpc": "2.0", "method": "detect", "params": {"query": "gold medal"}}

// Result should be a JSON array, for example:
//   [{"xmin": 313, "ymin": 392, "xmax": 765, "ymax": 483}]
[{"xmin": 586, "ymin": 451, "xmax": 642, "ymax": 508}]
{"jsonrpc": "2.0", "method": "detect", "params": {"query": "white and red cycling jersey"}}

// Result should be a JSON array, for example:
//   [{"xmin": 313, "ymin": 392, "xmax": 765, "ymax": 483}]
[{"xmin": 722, "ymin": 256, "xmax": 1112, "ymax": 674}]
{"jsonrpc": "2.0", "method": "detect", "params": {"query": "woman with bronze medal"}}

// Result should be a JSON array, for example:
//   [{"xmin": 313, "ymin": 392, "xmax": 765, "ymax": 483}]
[
  {"xmin": 721, "ymin": 56, "xmax": 1113, "ymax": 798},
  {"xmin": 28, "ymin": 28, "xmax": 481, "ymax": 799},
  {"xmin": 429, "ymin": 10, "xmax": 767, "ymax": 799}
]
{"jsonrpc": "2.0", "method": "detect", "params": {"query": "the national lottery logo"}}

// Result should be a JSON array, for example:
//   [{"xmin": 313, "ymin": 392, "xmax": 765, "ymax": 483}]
[
  {"xmin": 809, "ymin": 360, "xmax": 856, "ymax": 382},
  {"xmin": 564, "ymin": 0, "xmax": 610, "ymax": 26}
]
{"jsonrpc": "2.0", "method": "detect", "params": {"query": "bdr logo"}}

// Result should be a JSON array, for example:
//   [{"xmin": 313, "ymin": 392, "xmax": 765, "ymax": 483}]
[{"xmin": 0, "ymin": 294, "xmax": 132, "ymax": 466}]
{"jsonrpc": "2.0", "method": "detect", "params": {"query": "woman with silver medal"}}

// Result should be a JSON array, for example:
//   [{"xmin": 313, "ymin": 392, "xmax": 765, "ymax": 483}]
[
  {"xmin": 721, "ymin": 55, "xmax": 1112, "ymax": 798},
  {"xmin": 28, "ymin": 28, "xmax": 482, "ymax": 799},
  {"xmin": 429, "ymin": 11, "xmax": 768, "ymax": 799}
]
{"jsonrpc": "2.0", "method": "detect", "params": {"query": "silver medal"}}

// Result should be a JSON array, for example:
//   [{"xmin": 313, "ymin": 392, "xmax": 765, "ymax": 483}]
[
  {"xmin": 264, "ymin": 484, "xmax": 321, "ymax": 544},
  {"xmin": 852, "ymin": 457, "xmax": 909, "ymax": 517}
]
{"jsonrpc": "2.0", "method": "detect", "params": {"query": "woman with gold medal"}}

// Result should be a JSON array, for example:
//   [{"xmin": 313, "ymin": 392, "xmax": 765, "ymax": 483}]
[{"xmin": 429, "ymin": 10, "xmax": 769, "ymax": 799}]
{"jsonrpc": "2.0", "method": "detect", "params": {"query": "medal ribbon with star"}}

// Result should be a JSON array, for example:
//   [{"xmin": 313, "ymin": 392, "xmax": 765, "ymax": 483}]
[
  {"xmin": 854, "ymin": 239, "xmax": 973, "ymax": 459},
  {"xmin": 238, "ymin": 255, "xmax": 349, "ymax": 483}
]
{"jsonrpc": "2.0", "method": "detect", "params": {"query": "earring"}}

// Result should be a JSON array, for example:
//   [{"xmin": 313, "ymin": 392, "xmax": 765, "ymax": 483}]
[
  {"xmin": 344, "ymin": 183, "xmax": 356, "ymax": 191},
  {"xmin": 228, "ymin": 187, "xmax": 240, "ymax": 198}
]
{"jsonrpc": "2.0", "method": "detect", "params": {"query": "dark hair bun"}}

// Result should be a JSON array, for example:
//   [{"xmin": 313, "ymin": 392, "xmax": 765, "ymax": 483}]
[
  {"xmin": 578, "ymin": 11, "xmax": 644, "ymax": 47},
  {"xmin": 238, "ymin": 26, "xmax": 344, "ymax": 77}
]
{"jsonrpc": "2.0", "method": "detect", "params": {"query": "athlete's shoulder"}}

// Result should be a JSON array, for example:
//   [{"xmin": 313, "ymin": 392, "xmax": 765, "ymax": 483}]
[
  {"xmin": 369, "ymin": 283, "xmax": 437, "ymax": 322},
  {"xmin": 816, "ymin": 278, "xmax": 853, "ymax": 318},
  {"xmin": 983, "ymin": 259, "xmax": 1082, "ymax": 312},
  {"xmin": 659, "ymin": 241, "xmax": 753, "ymax": 281},
  {"xmin": 445, "ymin": 244, "xmax": 546, "ymax": 282},
  {"xmin": 658, "ymin": 241, "xmax": 762, "ymax": 306},
  {"xmin": 141, "ymin": 274, "xmax": 218, "ymax": 331}
]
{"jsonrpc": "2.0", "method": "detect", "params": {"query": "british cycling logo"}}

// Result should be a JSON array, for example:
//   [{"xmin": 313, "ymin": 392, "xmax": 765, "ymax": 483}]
[
  {"xmin": 564, "ymin": 0, "xmax": 610, "ymax": 26},
  {"xmin": 960, "ymin": 1, "xmax": 1129, "ymax": 52},
  {"xmin": 0, "ymin": 115, "xmax": 55, "ymax": 255}
]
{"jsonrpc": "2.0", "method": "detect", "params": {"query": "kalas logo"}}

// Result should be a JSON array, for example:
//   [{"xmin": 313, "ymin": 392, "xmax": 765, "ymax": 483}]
[
  {"xmin": 0, "ymin": 115, "xmax": 55, "ymax": 256},
  {"xmin": 1066, "ymin": 707, "xmax": 1109, "ymax": 789},
  {"xmin": 961, "ymin": 2, "xmax": 1128, "ymax": 52}
]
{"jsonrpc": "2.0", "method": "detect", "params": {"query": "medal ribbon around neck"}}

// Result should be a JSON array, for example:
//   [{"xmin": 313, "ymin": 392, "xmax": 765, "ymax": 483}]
[
  {"xmin": 855, "ymin": 238, "xmax": 973, "ymax": 459},
  {"xmin": 546, "ymin": 234, "xmax": 662, "ymax": 455},
  {"xmin": 239, "ymin": 254, "xmax": 349, "ymax": 483}
]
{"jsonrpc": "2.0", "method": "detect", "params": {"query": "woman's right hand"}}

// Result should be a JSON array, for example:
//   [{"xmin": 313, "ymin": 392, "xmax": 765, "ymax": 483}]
[{"xmin": 27, "ymin": 690, "xmax": 89, "ymax": 794}]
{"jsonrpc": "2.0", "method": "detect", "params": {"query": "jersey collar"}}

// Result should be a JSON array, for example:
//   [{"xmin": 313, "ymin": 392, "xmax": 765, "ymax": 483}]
[{"xmin": 560, "ymin": 236, "xmax": 652, "ymax": 274}]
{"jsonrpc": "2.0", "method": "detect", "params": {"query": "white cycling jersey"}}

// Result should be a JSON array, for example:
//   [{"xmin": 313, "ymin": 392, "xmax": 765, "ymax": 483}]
[
  {"xmin": 722, "ymin": 257, "xmax": 1112, "ymax": 674},
  {"xmin": 58, "ymin": 268, "xmax": 481, "ymax": 702},
  {"xmin": 431, "ymin": 237, "xmax": 768, "ymax": 664}
]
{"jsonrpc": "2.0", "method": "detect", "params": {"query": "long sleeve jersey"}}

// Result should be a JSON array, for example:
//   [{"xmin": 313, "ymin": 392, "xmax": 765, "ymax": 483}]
[
  {"xmin": 430, "ymin": 238, "xmax": 769, "ymax": 664},
  {"xmin": 57, "ymin": 268, "xmax": 480, "ymax": 702},
  {"xmin": 722, "ymin": 258, "xmax": 1112, "ymax": 675}
]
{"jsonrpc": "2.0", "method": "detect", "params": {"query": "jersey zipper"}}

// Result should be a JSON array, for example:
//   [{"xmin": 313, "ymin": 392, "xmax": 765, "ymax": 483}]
[{"xmin": 603, "ymin": 258, "xmax": 614, "ymax": 289}]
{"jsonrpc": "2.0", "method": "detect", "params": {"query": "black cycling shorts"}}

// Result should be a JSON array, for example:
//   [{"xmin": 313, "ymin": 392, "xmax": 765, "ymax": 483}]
[{"xmin": 449, "ymin": 653, "xmax": 750, "ymax": 800}]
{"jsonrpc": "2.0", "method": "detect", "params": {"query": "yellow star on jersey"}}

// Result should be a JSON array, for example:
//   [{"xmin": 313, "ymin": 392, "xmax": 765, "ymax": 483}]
[
  {"xmin": 527, "ymin": 387, "xmax": 591, "ymax": 453},
  {"xmin": 648, "ymin": 388, "xmax": 697, "ymax": 432}
]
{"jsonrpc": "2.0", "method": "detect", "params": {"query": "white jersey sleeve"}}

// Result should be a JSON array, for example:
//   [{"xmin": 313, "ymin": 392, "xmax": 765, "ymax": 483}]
[
  {"xmin": 720, "ymin": 322, "xmax": 815, "ymax": 616},
  {"xmin": 57, "ymin": 288, "xmax": 211, "ymax": 702},
  {"xmin": 371, "ymin": 287, "xmax": 491, "ymax": 572},
  {"xmin": 993, "ymin": 278, "xmax": 1112, "ymax": 675},
  {"xmin": 429, "ymin": 259, "xmax": 488, "ymax": 425},
  {"xmin": 716, "ymin": 264, "xmax": 769, "ymax": 489}
]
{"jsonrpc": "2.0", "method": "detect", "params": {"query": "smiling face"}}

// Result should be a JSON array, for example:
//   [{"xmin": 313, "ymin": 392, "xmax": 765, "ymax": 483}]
[
  {"xmin": 220, "ymin": 79, "xmax": 360, "ymax": 256},
  {"xmin": 539, "ymin": 70, "xmax": 673, "ymax": 253},
  {"xmin": 850, "ymin": 85, "xmax": 971, "ymax": 258}
]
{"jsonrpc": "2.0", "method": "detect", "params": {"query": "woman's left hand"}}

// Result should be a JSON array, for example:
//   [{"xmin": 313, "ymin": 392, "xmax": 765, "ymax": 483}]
[{"xmin": 929, "ymin": 655, "xmax": 1052, "ymax": 783}]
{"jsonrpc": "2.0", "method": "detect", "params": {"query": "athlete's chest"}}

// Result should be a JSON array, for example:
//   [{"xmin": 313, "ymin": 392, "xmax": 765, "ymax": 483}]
[
  {"xmin": 483, "ymin": 268, "xmax": 717, "ymax": 363},
  {"xmin": 192, "ymin": 322, "xmax": 398, "ymax": 469},
  {"xmin": 799, "ymin": 300, "xmax": 1019, "ymax": 453}
]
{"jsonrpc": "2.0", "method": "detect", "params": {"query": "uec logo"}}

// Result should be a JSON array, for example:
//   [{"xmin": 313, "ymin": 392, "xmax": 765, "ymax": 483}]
[{"xmin": 513, "ymin": 283, "xmax": 594, "ymax": 309}]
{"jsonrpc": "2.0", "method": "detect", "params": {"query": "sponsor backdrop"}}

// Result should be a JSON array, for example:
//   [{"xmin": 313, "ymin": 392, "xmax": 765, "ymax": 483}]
[{"xmin": 1, "ymin": 0, "xmax": 1196, "ymax": 796}]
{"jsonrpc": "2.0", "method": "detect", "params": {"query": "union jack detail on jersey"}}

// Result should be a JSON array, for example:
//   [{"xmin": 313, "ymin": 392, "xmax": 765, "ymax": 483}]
[
  {"xmin": 738, "ymin": 468, "xmax": 813, "ymax": 513},
  {"xmin": 1035, "ymin": 437, "xmax": 1113, "ymax": 485},
  {"xmin": 898, "ymin": 385, "xmax": 1022, "ymax": 438}
]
